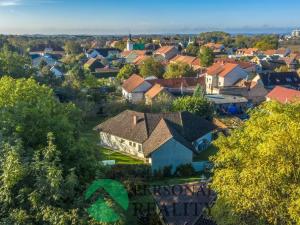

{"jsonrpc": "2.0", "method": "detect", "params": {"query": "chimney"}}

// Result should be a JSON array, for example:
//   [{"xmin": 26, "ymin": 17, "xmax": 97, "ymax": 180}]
[{"xmin": 133, "ymin": 115, "xmax": 137, "ymax": 125}]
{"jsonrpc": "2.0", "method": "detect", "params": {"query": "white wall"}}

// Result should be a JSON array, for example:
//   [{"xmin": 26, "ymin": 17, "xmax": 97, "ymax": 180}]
[
  {"xmin": 150, "ymin": 138, "xmax": 193, "ymax": 173},
  {"xmin": 100, "ymin": 132, "xmax": 145, "ymax": 158}
]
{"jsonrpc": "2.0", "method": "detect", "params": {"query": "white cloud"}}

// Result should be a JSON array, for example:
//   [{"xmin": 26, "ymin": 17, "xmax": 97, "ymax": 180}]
[{"xmin": 0, "ymin": 0, "xmax": 21, "ymax": 6}]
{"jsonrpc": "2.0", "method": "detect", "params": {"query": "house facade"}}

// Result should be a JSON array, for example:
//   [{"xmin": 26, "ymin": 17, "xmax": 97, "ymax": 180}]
[
  {"xmin": 122, "ymin": 74, "xmax": 152, "ymax": 103},
  {"xmin": 205, "ymin": 62, "xmax": 249, "ymax": 94},
  {"xmin": 94, "ymin": 110, "xmax": 217, "ymax": 172},
  {"xmin": 154, "ymin": 46, "xmax": 178, "ymax": 61}
]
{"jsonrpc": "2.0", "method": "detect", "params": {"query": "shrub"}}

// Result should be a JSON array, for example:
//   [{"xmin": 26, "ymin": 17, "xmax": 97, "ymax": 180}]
[{"xmin": 175, "ymin": 163, "xmax": 196, "ymax": 177}]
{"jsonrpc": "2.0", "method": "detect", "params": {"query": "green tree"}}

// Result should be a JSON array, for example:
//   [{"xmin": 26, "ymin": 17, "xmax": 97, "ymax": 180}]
[
  {"xmin": 139, "ymin": 57, "xmax": 164, "ymax": 78},
  {"xmin": 0, "ymin": 76, "xmax": 101, "ymax": 224},
  {"xmin": 172, "ymin": 96, "xmax": 213, "ymax": 119},
  {"xmin": 117, "ymin": 64, "xmax": 136, "ymax": 80},
  {"xmin": 0, "ymin": 47, "xmax": 34, "ymax": 78},
  {"xmin": 114, "ymin": 41, "xmax": 126, "ymax": 51},
  {"xmin": 185, "ymin": 43, "xmax": 199, "ymax": 56},
  {"xmin": 64, "ymin": 41, "xmax": 82, "ymax": 55},
  {"xmin": 211, "ymin": 101, "xmax": 300, "ymax": 225},
  {"xmin": 254, "ymin": 36, "xmax": 278, "ymax": 51},
  {"xmin": 193, "ymin": 84, "xmax": 205, "ymax": 98},
  {"xmin": 199, "ymin": 46, "xmax": 214, "ymax": 67},
  {"xmin": 164, "ymin": 62, "xmax": 196, "ymax": 79}
]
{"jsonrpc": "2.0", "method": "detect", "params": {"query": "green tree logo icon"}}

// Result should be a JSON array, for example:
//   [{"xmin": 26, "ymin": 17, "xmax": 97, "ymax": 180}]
[{"xmin": 85, "ymin": 179, "xmax": 129, "ymax": 222}]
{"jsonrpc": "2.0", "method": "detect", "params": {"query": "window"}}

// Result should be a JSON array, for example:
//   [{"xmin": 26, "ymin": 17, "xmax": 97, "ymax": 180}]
[
  {"xmin": 133, "ymin": 143, "xmax": 136, "ymax": 147},
  {"xmin": 120, "ymin": 139, "xmax": 125, "ymax": 143},
  {"xmin": 129, "ymin": 141, "xmax": 132, "ymax": 146},
  {"xmin": 138, "ymin": 145, "xmax": 142, "ymax": 153}
]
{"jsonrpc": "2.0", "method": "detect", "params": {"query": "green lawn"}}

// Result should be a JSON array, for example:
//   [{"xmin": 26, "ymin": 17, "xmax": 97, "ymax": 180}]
[
  {"xmin": 193, "ymin": 145, "xmax": 218, "ymax": 161},
  {"xmin": 100, "ymin": 147, "xmax": 144, "ymax": 164}
]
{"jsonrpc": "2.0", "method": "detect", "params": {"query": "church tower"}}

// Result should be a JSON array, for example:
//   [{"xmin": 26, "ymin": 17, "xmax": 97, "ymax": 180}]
[{"xmin": 126, "ymin": 34, "xmax": 134, "ymax": 51}]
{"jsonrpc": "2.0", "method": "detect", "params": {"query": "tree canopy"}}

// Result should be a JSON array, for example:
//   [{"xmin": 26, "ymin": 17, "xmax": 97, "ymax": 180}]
[
  {"xmin": 172, "ymin": 96, "xmax": 213, "ymax": 119},
  {"xmin": 117, "ymin": 64, "xmax": 136, "ymax": 80},
  {"xmin": 199, "ymin": 46, "xmax": 214, "ymax": 67},
  {"xmin": 164, "ymin": 62, "xmax": 196, "ymax": 79},
  {"xmin": 139, "ymin": 57, "xmax": 164, "ymax": 78},
  {"xmin": 211, "ymin": 101, "xmax": 300, "ymax": 225},
  {"xmin": 0, "ymin": 77, "xmax": 101, "ymax": 224}
]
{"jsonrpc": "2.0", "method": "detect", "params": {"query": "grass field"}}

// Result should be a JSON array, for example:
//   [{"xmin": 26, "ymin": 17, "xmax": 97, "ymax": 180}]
[{"xmin": 100, "ymin": 147, "xmax": 144, "ymax": 164}]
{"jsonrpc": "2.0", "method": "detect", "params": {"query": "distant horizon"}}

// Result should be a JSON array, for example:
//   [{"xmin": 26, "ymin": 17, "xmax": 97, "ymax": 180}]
[
  {"xmin": 1, "ymin": 0, "xmax": 300, "ymax": 35},
  {"xmin": 0, "ymin": 27, "xmax": 298, "ymax": 36}
]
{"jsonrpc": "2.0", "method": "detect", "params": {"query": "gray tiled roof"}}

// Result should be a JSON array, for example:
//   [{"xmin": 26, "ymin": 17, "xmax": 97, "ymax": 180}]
[{"xmin": 95, "ymin": 110, "xmax": 217, "ymax": 156}]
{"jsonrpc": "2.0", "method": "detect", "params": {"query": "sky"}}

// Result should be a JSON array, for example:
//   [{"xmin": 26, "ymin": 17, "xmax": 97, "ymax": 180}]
[{"xmin": 0, "ymin": 0, "xmax": 300, "ymax": 35}]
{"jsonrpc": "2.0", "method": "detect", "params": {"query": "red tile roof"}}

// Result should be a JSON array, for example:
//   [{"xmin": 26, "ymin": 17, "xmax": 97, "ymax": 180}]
[
  {"xmin": 145, "ymin": 84, "xmax": 165, "ymax": 99},
  {"xmin": 170, "ymin": 55, "xmax": 202, "ymax": 69},
  {"xmin": 149, "ymin": 77, "xmax": 205, "ymax": 89},
  {"xmin": 267, "ymin": 86, "xmax": 300, "ymax": 103},
  {"xmin": 215, "ymin": 58, "xmax": 255, "ymax": 69},
  {"xmin": 155, "ymin": 46, "xmax": 176, "ymax": 55},
  {"xmin": 133, "ymin": 55, "xmax": 151, "ymax": 65},
  {"xmin": 122, "ymin": 74, "xmax": 146, "ymax": 93},
  {"xmin": 207, "ymin": 62, "xmax": 239, "ymax": 77}
]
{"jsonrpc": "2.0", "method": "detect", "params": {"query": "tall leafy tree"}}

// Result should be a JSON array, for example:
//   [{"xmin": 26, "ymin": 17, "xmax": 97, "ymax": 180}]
[
  {"xmin": 117, "ymin": 64, "xmax": 136, "ymax": 80},
  {"xmin": 199, "ymin": 47, "xmax": 214, "ymax": 67},
  {"xmin": 172, "ymin": 96, "xmax": 213, "ymax": 119},
  {"xmin": 0, "ymin": 77, "xmax": 101, "ymax": 224},
  {"xmin": 211, "ymin": 101, "xmax": 300, "ymax": 225},
  {"xmin": 164, "ymin": 62, "xmax": 196, "ymax": 79},
  {"xmin": 139, "ymin": 58, "xmax": 164, "ymax": 78}
]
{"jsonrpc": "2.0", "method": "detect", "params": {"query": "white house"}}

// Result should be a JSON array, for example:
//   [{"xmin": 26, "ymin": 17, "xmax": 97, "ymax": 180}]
[
  {"xmin": 122, "ymin": 74, "xmax": 152, "ymax": 103},
  {"xmin": 205, "ymin": 62, "xmax": 248, "ymax": 94},
  {"xmin": 154, "ymin": 46, "xmax": 178, "ymax": 61},
  {"xmin": 94, "ymin": 110, "xmax": 217, "ymax": 172}
]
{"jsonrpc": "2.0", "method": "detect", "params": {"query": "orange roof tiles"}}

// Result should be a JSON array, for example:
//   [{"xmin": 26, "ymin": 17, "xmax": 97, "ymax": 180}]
[
  {"xmin": 207, "ymin": 62, "xmax": 239, "ymax": 77},
  {"xmin": 122, "ymin": 74, "xmax": 146, "ymax": 93},
  {"xmin": 145, "ymin": 84, "xmax": 165, "ymax": 99},
  {"xmin": 155, "ymin": 46, "xmax": 176, "ymax": 55},
  {"xmin": 267, "ymin": 86, "xmax": 300, "ymax": 103}
]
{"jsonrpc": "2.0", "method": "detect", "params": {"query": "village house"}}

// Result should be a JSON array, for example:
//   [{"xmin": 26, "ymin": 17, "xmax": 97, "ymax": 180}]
[
  {"xmin": 266, "ymin": 86, "xmax": 300, "ymax": 103},
  {"xmin": 169, "ymin": 55, "xmax": 204, "ymax": 73},
  {"xmin": 148, "ymin": 77, "xmax": 205, "ymax": 95},
  {"xmin": 145, "ymin": 84, "xmax": 174, "ymax": 105},
  {"xmin": 215, "ymin": 58, "xmax": 257, "ymax": 73},
  {"xmin": 217, "ymin": 78, "xmax": 269, "ymax": 104},
  {"xmin": 84, "ymin": 58, "xmax": 105, "ymax": 72},
  {"xmin": 204, "ymin": 43, "xmax": 225, "ymax": 53},
  {"xmin": 206, "ymin": 94, "xmax": 248, "ymax": 115},
  {"xmin": 94, "ymin": 110, "xmax": 217, "ymax": 172},
  {"xmin": 122, "ymin": 74, "xmax": 152, "ymax": 103},
  {"xmin": 236, "ymin": 48, "xmax": 259, "ymax": 57},
  {"xmin": 154, "ymin": 46, "xmax": 179, "ymax": 61},
  {"xmin": 121, "ymin": 50, "xmax": 149, "ymax": 64},
  {"xmin": 263, "ymin": 48, "xmax": 291, "ymax": 58},
  {"xmin": 253, "ymin": 72, "xmax": 300, "ymax": 90},
  {"xmin": 205, "ymin": 62, "xmax": 249, "ymax": 94},
  {"xmin": 86, "ymin": 48, "xmax": 120, "ymax": 59}
]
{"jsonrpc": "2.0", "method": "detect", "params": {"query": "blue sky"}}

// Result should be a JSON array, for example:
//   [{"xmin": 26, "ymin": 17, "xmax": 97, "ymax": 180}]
[{"xmin": 0, "ymin": 0, "xmax": 300, "ymax": 34}]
